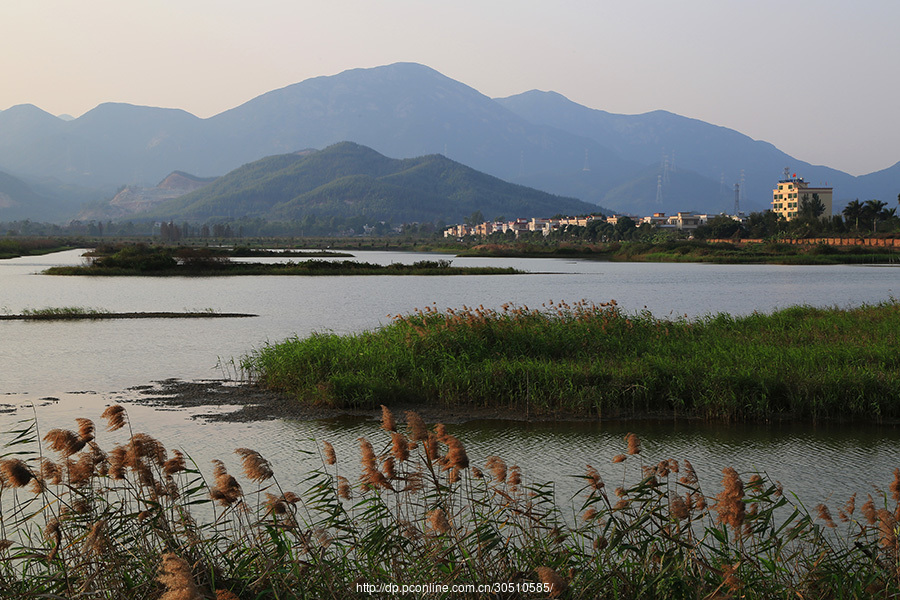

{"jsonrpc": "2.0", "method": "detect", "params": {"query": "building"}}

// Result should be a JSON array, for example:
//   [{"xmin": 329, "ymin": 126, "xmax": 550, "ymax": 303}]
[{"xmin": 771, "ymin": 172, "xmax": 833, "ymax": 221}]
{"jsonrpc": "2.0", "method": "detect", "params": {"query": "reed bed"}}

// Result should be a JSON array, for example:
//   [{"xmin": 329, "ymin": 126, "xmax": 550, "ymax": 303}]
[
  {"xmin": 241, "ymin": 300, "xmax": 900, "ymax": 422},
  {"xmin": 1, "ymin": 405, "xmax": 899, "ymax": 599}
]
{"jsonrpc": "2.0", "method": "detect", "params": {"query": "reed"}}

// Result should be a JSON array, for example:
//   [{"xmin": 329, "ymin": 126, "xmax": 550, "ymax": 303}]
[
  {"xmin": 1, "ymin": 406, "xmax": 899, "ymax": 599},
  {"xmin": 241, "ymin": 299, "xmax": 900, "ymax": 422}
]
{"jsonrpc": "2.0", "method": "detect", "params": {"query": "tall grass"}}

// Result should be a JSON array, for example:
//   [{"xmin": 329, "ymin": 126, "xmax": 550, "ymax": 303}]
[
  {"xmin": 1, "ymin": 405, "xmax": 899, "ymax": 598},
  {"xmin": 241, "ymin": 300, "xmax": 900, "ymax": 421}
]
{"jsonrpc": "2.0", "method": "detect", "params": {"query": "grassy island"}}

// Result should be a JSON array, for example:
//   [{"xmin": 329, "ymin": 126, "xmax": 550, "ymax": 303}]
[
  {"xmin": 43, "ymin": 245, "xmax": 521, "ymax": 276},
  {"xmin": 241, "ymin": 300, "xmax": 900, "ymax": 422}
]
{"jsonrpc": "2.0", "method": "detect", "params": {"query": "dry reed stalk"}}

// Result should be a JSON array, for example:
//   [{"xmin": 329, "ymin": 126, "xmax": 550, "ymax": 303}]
[
  {"xmin": 40, "ymin": 458, "xmax": 62, "ymax": 485},
  {"xmin": 75, "ymin": 418, "xmax": 95, "ymax": 443},
  {"xmin": 816, "ymin": 504, "xmax": 837, "ymax": 528},
  {"xmin": 405, "ymin": 411, "xmax": 428, "ymax": 441},
  {"xmin": 359, "ymin": 437, "xmax": 392, "ymax": 491},
  {"xmin": 235, "ymin": 448, "xmax": 274, "ymax": 483},
  {"xmin": 101, "ymin": 404, "xmax": 128, "ymax": 431},
  {"xmin": 322, "ymin": 441, "xmax": 337, "ymax": 465},
  {"xmin": 336, "ymin": 476, "xmax": 352, "ymax": 500},
  {"xmin": 715, "ymin": 467, "xmax": 745, "ymax": 532},
  {"xmin": 427, "ymin": 509, "xmax": 451, "ymax": 534},
  {"xmin": 164, "ymin": 450, "xmax": 186, "ymax": 475},
  {"xmin": 508, "ymin": 465, "xmax": 522, "ymax": 492},
  {"xmin": 680, "ymin": 459, "xmax": 698, "ymax": 485},
  {"xmin": 611, "ymin": 454, "xmax": 626, "ymax": 464},
  {"xmin": 158, "ymin": 552, "xmax": 202, "ymax": 600},
  {"xmin": 535, "ymin": 566, "xmax": 567, "ymax": 598},
  {"xmin": 210, "ymin": 460, "xmax": 243, "ymax": 507},
  {"xmin": 215, "ymin": 591, "xmax": 241, "ymax": 600},
  {"xmin": 625, "ymin": 432, "xmax": 641, "ymax": 455},
  {"xmin": 585, "ymin": 465, "xmax": 604, "ymax": 491},
  {"xmin": 390, "ymin": 432, "xmax": 410, "ymax": 463},
  {"xmin": 892, "ymin": 468, "xmax": 900, "ymax": 503},
  {"xmin": 0, "ymin": 458, "xmax": 33, "ymax": 487},
  {"xmin": 83, "ymin": 520, "xmax": 107, "ymax": 556},
  {"xmin": 840, "ymin": 493, "xmax": 857, "ymax": 522},
  {"xmin": 863, "ymin": 495, "xmax": 878, "ymax": 525},
  {"xmin": 671, "ymin": 495, "xmax": 690, "ymax": 521},
  {"xmin": 444, "ymin": 435, "xmax": 469, "ymax": 470},
  {"xmin": 877, "ymin": 509, "xmax": 898, "ymax": 553},
  {"xmin": 44, "ymin": 428, "xmax": 85, "ymax": 457},
  {"xmin": 265, "ymin": 493, "xmax": 287, "ymax": 516},
  {"xmin": 485, "ymin": 456, "xmax": 507, "ymax": 483},
  {"xmin": 381, "ymin": 405, "xmax": 397, "ymax": 432}
]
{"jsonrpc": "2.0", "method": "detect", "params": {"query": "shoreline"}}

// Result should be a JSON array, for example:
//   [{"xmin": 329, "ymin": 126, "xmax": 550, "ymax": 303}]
[{"xmin": 121, "ymin": 378, "xmax": 900, "ymax": 427}]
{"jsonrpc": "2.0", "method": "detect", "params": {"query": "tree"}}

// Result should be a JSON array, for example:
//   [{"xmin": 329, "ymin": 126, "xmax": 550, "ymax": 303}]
[
  {"xmin": 862, "ymin": 199, "xmax": 888, "ymax": 233},
  {"xmin": 842, "ymin": 199, "xmax": 863, "ymax": 231},
  {"xmin": 798, "ymin": 193, "xmax": 826, "ymax": 220}
]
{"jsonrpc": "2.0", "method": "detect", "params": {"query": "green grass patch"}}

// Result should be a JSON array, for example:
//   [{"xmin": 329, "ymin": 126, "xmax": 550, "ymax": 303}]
[{"xmin": 242, "ymin": 300, "xmax": 900, "ymax": 422}]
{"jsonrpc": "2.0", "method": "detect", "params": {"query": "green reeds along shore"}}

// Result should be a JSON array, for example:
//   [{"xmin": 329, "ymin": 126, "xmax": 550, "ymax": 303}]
[
  {"xmin": 241, "ymin": 300, "xmax": 900, "ymax": 422},
  {"xmin": 2, "ymin": 405, "xmax": 900, "ymax": 599}
]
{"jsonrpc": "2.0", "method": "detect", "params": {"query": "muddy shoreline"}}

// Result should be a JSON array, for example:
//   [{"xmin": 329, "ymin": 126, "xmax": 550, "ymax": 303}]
[{"xmin": 124, "ymin": 378, "xmax": 603, "ymax": 425}]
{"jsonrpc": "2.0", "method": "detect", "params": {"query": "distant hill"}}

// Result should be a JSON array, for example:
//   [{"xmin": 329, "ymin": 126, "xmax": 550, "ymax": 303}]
[
  {"xmin": 0, "ymin": 62, "xmax": 896, "ymax": 221},
  {"xmin": 147, "ymin": 142, "xmax": 605, "ymax": 224},
  {"xmin": 0, "ymin": 169, "xmax": 72, "ymax": 221},
  {"xmin": 78, "ymin": 171, "xmax": 217, "ymax": 221}
]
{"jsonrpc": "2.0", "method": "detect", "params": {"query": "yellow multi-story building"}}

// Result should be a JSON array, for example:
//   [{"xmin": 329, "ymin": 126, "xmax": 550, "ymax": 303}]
[{"xmin": 771, "ymin": 172, "xmax": 832, "ymax": 221}]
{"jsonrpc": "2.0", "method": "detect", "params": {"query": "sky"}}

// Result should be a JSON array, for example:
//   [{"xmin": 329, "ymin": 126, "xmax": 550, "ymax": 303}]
[{"xmin": 1, "ymin": 0, "xmax": 898, "ymax": 176}]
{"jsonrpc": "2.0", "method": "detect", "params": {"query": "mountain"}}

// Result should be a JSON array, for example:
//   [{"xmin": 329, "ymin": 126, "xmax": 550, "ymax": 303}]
[
  {"xmin": 146, "ymin": 142, "xmax": 603, "ymax": 224},
  {"xmin": 1, "ymin": 62, "xmax": 896, "ymax": 221},
  {"xmin": 495, "ymin": 90, "xmax": 861, "ymax": 213}
]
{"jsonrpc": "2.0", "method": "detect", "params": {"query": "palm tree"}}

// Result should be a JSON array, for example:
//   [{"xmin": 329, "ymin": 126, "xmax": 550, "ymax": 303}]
[
  {"xmin": 842, "ymin": 199, "xmax": 862, "ymax": 231},
  {"xmin": 863, "ymin": 199, "xmax": 888, "ymax": 233}
]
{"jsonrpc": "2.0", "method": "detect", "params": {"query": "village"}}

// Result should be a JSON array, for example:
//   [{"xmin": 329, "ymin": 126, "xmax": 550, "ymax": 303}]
[{"xmin": 443, "ymin": 210, "xmax": 740, "ymax": 238}]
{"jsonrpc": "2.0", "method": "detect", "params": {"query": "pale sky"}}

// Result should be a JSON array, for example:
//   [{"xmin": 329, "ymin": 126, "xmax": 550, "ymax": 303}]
[{"xmin": 1, "ymin": 0, "xmax": 897, "ymax": 176}]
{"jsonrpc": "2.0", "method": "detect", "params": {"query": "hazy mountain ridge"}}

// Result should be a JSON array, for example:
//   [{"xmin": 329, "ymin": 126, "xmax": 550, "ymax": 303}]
[
  {"xmin": 1, "ymin": 62, "xmax": 896, "ymax": 222},
  {"xmin": 147, "ymin": 142, "xmax": 603, "ymax": 224}
]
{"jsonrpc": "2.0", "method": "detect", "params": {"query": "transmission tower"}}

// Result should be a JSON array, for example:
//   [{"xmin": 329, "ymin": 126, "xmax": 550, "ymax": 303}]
[
  {"xmin": 733, "ymin": 183, "xmax": 741, "ymax": 216},
  {"xmin": 656, "ymin": 174, "xmax": 663, "ymax": 204}
]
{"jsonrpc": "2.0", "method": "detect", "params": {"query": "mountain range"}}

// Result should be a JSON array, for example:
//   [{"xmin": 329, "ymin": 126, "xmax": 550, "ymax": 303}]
[{"xmin": 0, "ymin": 62, "xmax": 896, "ymax": 223}]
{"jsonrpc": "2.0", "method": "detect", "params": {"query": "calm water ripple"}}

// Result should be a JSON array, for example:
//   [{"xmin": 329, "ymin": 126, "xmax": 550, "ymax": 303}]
[{"xmin": 1, "ymin": 249, "xmax": 899, "ymax": 509}]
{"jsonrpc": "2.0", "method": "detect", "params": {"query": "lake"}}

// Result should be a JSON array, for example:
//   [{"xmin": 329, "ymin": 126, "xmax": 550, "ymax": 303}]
[{"xmin": 1, "ymin": 248, "xmax": 899, "ymax": 509}]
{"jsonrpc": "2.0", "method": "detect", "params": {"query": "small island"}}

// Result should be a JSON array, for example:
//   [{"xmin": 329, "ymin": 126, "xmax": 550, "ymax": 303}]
[
  {"xmin": 43, "ymin": 244, "xmax": 523, "ymax": 276},
  {"xmin": 0, "ymin": 307, "xmax": 256, "ymax": 320}
]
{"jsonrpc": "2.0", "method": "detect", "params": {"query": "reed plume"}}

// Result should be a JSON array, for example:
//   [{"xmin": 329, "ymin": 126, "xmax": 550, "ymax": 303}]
[
  {"xmin": 44, "ymin": 428, "xmax": 85, "ymax": 457},
  {"xmin": 158, "ymin": 552, "xmax": 202, "ymax": 600},
  {"xmin": 427, "ymin": 508, "xmax": 451, "ymax": 534},
  {"xmin": 0, "ymin": 458, "xmax": 33, "ymax": 488},
  {"xmin": 101, "ymin": 404, "xmax": 128, "ymax": 431},
  {"xmin": 715, "ymin": 467, "xmax": 745, "ymax": 532},
  {"xmin": 405, "ymin": 411, "xmax": 428, "ymax": 441},
  {"xmin": 235, "ymin": 448, "xmax": 274, "ymax": 483},
  {"xmin": 210, "ymin": 460, "xmax": 243, "ymax": 507},
  {"xmin": 322, "ymin": 440, "xmax": 337, "ymax": 465},
  {"xmin": 535, "ymin": 566, "xmax": 566, "ymax": 598},
  {"xmin": 380, "ymin": 405, "xmax": 397, "ymax": 432},
  {"xmin": 625, "ymin": 432, "xmax": 641, "ymax": 455},
  {"xmin": 390, "ymin": 432, "xmax": 410, "ymax": 463}
]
